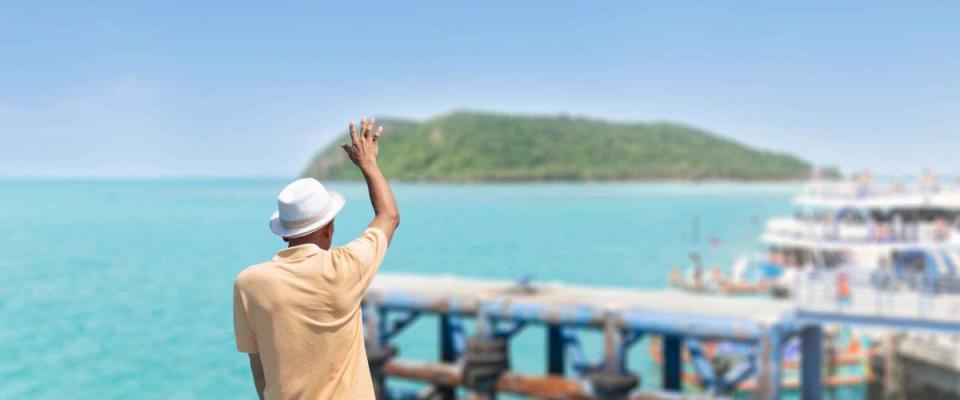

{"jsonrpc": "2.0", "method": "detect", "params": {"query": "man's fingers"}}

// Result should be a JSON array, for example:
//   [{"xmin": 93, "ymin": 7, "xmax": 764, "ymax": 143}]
[
  {"xmin": 349, "ymin": 121, "xmax": 359, "ymax": 144},
  {"xmin": 362, "ymin": 117, "xmax": 371, "ymax": 139},
  {"xmin": 373, "ymin": 126, "xmax": 383, "ymax": 141}
]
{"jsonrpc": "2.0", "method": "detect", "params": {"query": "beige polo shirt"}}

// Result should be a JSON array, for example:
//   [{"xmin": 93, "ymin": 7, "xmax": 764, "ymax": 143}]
[{"xmin": 233, "ymin": 228, "xmax": 388, "ymax": 400}]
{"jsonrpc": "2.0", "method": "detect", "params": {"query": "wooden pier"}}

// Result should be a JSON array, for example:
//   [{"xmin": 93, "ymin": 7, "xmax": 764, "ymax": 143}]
[{"xmin": 361, "ymin": 274, "xmax": 818, "ymax": 399}]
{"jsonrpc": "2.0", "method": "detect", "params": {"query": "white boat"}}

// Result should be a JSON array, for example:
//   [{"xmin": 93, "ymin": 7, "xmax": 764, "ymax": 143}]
[
  {"xmin": 673, "ymin": 172, "xmax": 960, "ymax": 294},
  {"xmin": 762, "ymin": 175, "xmax": 960, "ymax": 293},
  {"xmin": 668, "ymin": 172, "xmax": 960, "ymax": 396}
]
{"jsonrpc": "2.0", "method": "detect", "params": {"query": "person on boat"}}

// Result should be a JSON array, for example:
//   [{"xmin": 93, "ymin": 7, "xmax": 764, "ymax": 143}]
[
  {"xmin": 769, "ymin": 250, "xmax": 783, "ymax": 266},
  {"xmin": 774, "ymin": 264, "xmax": 798, "ymax": 295},
  {"xmin": 855, "ymin": 171, "xmax": 874, "ymax": 198},
  {"xmin": 866, "ymin": 218, "xmax": 878, "ymax": 241},
  {"xmin": 871, "ymin": 257, "xmax": 893, "ymax": 310},
  {"xmin": 690, "ymin": 266, "xmax": 725, "ymax": 293},
  {"xmin": 670, "ymin": 255, "xmax": 724, "ymax": 293},
  {"xmin": 706, "ymin": 260, "xmax": 777, "ymax": 295},
  {"xmin": 837, "ymin": 271, "xmax": 852, "ymax": 310},
  {"xmin": 669, "ymin": 264, "xmax": 706, "ymax": 292},
  {"xmin": 934, "ymin": 217, "xmax": 950, "ymax": 241},
  {"xmin": 689, "ymin": 252, "xmax": 704, "ymax": 291},
  {"xmin": 891, "ymin": 176, "xmax": 905, "ymax": 194},
  {"xmin": 708, "ymin": 266, "xmax": 729, "ymax": 293},
  {"xmin": 670, "ymin": 252, "xmax": 703, "ymax": 292},
  {"xmin": 233, "ymin": 118, "xmax": 400, "ymax": 400},
  {"xmin": 876, "ymin": 222, "xmax": 891, "ymax": 242},
  {"xmin": 669, "ymin": 266, "xmax": 683, "ymax": 288},
  {"xmin": 891, "ymin": 213, "xmax": 905, "ymax": 241}
]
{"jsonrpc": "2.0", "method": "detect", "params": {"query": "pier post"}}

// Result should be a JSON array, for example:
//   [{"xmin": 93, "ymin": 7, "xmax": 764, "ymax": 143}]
[
  {"xmin": 364, "ymin": 300, "xmax": 396, "ymax": 400},
  {"xmin": 462, "ymin": 310, "xmax": 508, "ymax": 400},
  {"xmin": 439, "ymin": 315, "xmax": 458, "ymax": 400},
  {"xmin": 663, "ymin": 335, "xmax": 683, "ymax": 391},
  {"xmin": 754, "ymin": 325, "xmax": 783, "ymax": 400},
  {"xmin": 800, "ymin": 325, "xmax": 823, "ymax": 400},
  {"xmin": 547, "ymin": 325, "xmax": 565, "ymax": 375},
  {"xmin": 589, "ymin": 316, "xmax": 639, "ymax": 400}
]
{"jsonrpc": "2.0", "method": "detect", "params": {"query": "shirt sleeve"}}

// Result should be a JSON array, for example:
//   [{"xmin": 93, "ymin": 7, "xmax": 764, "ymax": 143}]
[
  {"xmin": 233, "ymin": 282, "xmax": 258, "ymax": 353},
  {"xmin": 331, "ymin": 227, "xmax": 389, "ymax": 297}
]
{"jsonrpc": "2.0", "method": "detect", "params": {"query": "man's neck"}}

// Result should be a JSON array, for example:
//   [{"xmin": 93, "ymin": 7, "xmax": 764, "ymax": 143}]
[{"xmin": 287, "ymin": 237, "xmax": 331, "ymax": 250}]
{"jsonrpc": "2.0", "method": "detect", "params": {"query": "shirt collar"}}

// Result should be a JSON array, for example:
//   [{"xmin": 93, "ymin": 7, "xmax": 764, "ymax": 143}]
[{"xmin": 273, "ymin": 244, "xmax": 321, "ymax": 262}]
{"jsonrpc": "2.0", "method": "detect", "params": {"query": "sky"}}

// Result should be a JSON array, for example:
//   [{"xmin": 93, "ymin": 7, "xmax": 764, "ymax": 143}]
[{"xmin": 1, "ymin": 1, "xmax": 958, "ymax": 178}]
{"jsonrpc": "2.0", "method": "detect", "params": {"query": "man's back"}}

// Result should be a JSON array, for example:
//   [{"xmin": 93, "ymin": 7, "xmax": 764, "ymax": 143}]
[
  {"xmin": 234, "ymin": 228, "xmax": 388, "ymax": 399},
  {"xmin": 235, "ymin": 117, "xmax": 398, "ymax": 399}
]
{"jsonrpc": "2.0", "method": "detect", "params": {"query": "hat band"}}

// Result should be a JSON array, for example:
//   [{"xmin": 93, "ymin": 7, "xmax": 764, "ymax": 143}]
[{"xmin": 279, "ymin": 210, "xmax": 326, "ymax": 229}]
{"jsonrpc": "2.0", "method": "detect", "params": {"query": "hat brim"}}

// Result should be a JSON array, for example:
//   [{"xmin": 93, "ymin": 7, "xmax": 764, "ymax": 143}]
[{"xmin": 269, "ymin": 191, "xmax": 345, "ymax": 238}]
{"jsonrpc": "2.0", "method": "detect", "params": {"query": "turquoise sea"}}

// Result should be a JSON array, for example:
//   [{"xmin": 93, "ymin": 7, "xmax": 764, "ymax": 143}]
[{"xmin": 2, "ymin": 180, "xmax": 813, "ymax": 399}]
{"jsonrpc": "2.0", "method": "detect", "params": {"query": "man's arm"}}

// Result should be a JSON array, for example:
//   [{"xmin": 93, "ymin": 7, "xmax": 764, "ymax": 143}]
[
  {"xmin": 341, "ymin": 117, "xmax": 400, "ymax": 242},
  {"xmin": 248, "ymin": 354, "xmax": 266, "ymax": 400}
]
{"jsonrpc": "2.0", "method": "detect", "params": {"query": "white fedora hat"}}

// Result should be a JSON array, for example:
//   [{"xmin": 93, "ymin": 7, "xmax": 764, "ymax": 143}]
[{"xmin": 269, "ymin": 178, "xmax": 345, "ymax": 238}]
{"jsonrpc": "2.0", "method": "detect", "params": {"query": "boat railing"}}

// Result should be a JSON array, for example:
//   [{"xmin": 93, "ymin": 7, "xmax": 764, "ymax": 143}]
[
  {"xmin": 801, "ymin": 181, "xmax": 960, "ymax": 201},
  {"xmin": 792, "ymin": 268, "xmax": 960, "ymax": 323},
  {"xmin": 764, "ymin": 217, "xmax": 957, "ymax": 244}
]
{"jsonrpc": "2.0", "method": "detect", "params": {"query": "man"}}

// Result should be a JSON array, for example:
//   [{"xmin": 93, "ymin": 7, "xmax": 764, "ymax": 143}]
[{"xmin": 233, "ymin": 117, "xmax": 399, "ymax": 400}]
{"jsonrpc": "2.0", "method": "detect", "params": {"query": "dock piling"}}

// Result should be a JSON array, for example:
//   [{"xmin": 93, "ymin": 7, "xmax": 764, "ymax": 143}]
[
  {"xmin": 587, "ymin": 315, "xmax": 639, "ymax": 400},
  {"xmin": 662, "ymin": 335, "xmax": 683, "ymax": 391},
  {"xmin": 547, "ymin": 325, "xmax": 566, "ymax": 375},
  {"xmin": 754, "ymin": 324, "xmax": 784, "ymax": 400},
  {"xmin": 800, "ymin": 325, "xmax": 823, "ymax": 400},
  {"xmin": 364, "ymin": 297, "xmax": 400, "ymax": 400},
  {"xmin": 462, "ymin": 309, "xmax": 509, "ymax": 399},
  {"xmin": 438, "ymin": 315, "xmax": 460, "ymax": 399}
]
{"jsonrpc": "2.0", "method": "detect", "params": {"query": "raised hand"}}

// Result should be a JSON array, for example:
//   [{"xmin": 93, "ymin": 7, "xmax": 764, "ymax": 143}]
[
  {"xmin": 341, "ymin": 117, "xmax": 383, "ymax": 170},
  {"xmin": 339, "ymin": 117, "xmax": 399, "ymax": 242}
]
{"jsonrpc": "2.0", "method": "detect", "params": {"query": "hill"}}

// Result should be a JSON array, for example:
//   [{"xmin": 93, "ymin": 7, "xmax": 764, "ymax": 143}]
[{"xmin": 302, "ymin": 111, "xmax": 813, "ymax": 181}]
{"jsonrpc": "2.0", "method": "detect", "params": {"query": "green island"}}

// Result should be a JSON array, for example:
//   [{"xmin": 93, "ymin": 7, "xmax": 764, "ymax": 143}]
[{"xmin": 303, "ymin": 111, "xmax": 821, "ymax": 182}]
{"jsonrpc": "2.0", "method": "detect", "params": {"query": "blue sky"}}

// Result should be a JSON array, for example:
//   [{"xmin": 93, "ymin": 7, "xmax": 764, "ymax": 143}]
[{"xmin": 1, "ymin": 1, "xmax": 957, "ymax": 177}]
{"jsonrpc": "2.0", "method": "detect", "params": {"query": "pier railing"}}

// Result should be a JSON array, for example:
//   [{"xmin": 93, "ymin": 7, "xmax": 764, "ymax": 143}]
[{"xmin": 361, "ymin": 274, "xmax": 821, "ymax": 400}]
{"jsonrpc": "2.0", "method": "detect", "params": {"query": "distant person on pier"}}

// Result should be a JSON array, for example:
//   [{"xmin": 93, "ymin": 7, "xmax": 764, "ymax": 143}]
[{"xmin": 233, "ymin": 118, "xmax": 400, "ymax": 400}]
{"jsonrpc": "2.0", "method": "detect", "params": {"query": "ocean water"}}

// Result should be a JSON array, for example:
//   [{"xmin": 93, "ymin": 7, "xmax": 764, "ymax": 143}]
[{"xmin": 0, "ymin": 179, "xmax": 808, "ymax": 399}]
